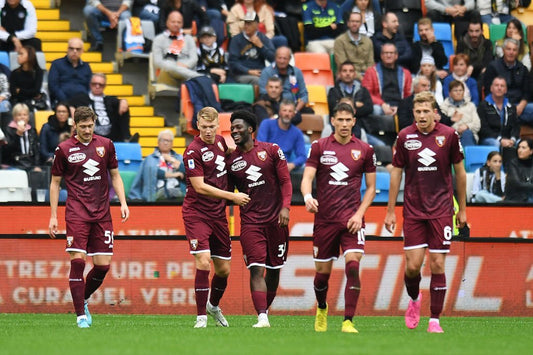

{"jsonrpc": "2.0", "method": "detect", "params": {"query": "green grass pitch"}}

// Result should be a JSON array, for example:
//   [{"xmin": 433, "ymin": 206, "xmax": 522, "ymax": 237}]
[{"xmin": 1, "ymin": 314, "xmax": 532, "ymax": 355}]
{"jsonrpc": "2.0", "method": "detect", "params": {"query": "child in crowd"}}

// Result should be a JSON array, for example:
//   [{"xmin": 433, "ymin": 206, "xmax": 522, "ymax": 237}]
[{"xmin": 472, "ymin": 151, "xmax": 505, "ymax": 203}]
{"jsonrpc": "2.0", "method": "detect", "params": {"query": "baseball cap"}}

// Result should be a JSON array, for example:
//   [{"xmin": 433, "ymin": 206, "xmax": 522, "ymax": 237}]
[
  {"xmin": 198, "ymin": 26, "xmax": 216, "ymax": 37},
  {"xmin": 242, "ymin": 11, "xmax": 259, "ymax": 22},
  {"xmin": 420, "ymin": 55, "xmax": 435, "ymax": 66}
]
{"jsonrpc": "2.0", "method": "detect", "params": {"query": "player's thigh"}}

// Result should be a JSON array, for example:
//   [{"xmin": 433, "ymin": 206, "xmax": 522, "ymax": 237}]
[
  {"xmin": 87, "ymin": 220, "xmax": 114, "ymax": 256},
  {"xmin": 208, "ymin": 219, "xmax": 231, "ymax": 260},
  {"xmin": 240, "ymin": 224, "xmax": 268, "ymax": 267},
  {"xmin": 427, "ymin": 216, "xmax": 453, "ymax": 253},
  {"xmin": 340, "ymin": 227, "xmax": 365, "ymax": 257},
  {"xmin": 313, "ymin": 222, "xmax": 344, "ymax": 262},
  {"xmin": 403, "ymin": 218, "xmax": 430, "ymax": 251},
  {"xmin": 66, "ymin": 220, "xmax": 91, "ymax": 254},
  {"xmin": 265, "ymin": 224, "xmax": 289, "ymax": 268},
  {"xmin": 184, "ymin": 217, "xmax": 214, "ymax": 255}
]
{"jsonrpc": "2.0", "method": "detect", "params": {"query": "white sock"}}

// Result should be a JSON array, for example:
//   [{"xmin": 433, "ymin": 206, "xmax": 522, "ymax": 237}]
[
  {"xmin": 429, "ymin": 318, "xmax": 440, "ymax": 324},
  {"xmin": 77, "ymin": 315, "xmax": 88, "ymax": 322}
]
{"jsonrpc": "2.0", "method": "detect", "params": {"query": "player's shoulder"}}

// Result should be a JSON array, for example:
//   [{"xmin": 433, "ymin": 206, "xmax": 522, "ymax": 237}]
[{"xmin": 93, "ymin": 134, "xmax": 114, "ymax": 147}]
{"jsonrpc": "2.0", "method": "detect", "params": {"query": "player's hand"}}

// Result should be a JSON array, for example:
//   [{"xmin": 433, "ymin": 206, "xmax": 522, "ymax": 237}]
[
  {"xmin": 347, "ymin": 213, "xmax": 363, "ymax": 235},
  {"xmin": 456, "ymin": 209, "xmax": 467, "ymax": 228},
  {"xmin": 120, "ymin": 205, "xmax": 130, "ymax": 222},
  {"xmin": 305, "ymin": 197, "xmax": 319, "ymax": 213},
  {"xmin": 49, "ymin": 217, "xmax": 58, "ymax": 239},
  {"xmin": 233, "ymin": 192, "xmax": 250, "ymax": 206},
  {"xmin": 384, "ymin": 212, "xmax": 396, "ymax": 233},
  {"xmin": 278, "ymin": 207, "xmax": 290, "ymax": 227}
]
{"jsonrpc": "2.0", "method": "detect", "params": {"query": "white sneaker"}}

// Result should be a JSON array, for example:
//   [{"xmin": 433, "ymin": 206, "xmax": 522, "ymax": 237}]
[
  {"xmin": 206, "ymin": 302, "xmax": 229, "ymax": 327},
  {"xmin": 194, "ymin": 315, "xmax": 207, "ymax": 328},
  {"xmin": 252, "ymin": 313, "xmax": 270, "ymax": 328}
]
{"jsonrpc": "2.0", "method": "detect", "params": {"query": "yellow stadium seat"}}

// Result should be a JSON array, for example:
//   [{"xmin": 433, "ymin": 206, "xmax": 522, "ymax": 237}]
[{"xmin": 34, "ymin": 111, "xmax": 53, "ymax": 134}]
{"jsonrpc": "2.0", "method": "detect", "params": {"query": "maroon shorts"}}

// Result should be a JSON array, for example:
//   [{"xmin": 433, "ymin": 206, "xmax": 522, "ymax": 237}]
[
  {"xmin": 240, "ymin": 223, "xmax": 289, "ymax": 269},
  {"xmin": 313, "ymin": 221, "xmax": 365, "ymax": 261},
  {"xmin": 65, "ymin": 220, "xmax": 114, "ymax": 256},
  {"xmin": 184, "ymin": 217, "xmax": 231, "ymax": 259},
  {"xmin": 403, "ymin": 216, "xmax": 453, "ymax": 253}
]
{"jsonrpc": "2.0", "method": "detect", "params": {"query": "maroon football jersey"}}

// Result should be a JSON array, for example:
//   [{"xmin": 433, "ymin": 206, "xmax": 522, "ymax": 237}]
[
  {"xmin": 393, "ymin": 122, "xmax": 464, "ymax": 219},
  {"xmin": 306, "ymin": 134, "xmax": 376, "ymax": 224},
  {"xmin": 182, "ymin": 135, "xmax": 229, "ymax": 219},
  {"xmin": 51, "ymin": 134, "xmax": 118, "ymax": 222},
  {"xmin": 227, "ymin": 141, "xmax": 292, "ymax": 225}
]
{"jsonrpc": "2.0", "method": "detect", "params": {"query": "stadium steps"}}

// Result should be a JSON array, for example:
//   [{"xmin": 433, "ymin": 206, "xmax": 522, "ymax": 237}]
[{"xmin": 35, "ymin": 0, "xmax": 170, "ymax": 158}]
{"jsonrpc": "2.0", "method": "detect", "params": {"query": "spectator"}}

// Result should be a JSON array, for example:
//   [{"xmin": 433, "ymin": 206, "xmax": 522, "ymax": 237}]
[
  {"xmin": 411, "ymin": 17, "xmax": 448, "ymax": 77},
  {"xmin": 493, "ymin": 18, "xmax": 531, "ymax": 71},
  {"xmin": 152, "ymin": 10, "xmax": 201, "ymax": 87},
  {"xmin": 129, "ymin": 129, "xmax": 186, "ymax": 202},
  {"xmin": 362, "ymin": 42, "xmax": 412, "ymax": 117},
  {"xmin": 340, "ymin": 0, "xmax": 380, "ymax": 38},
  {"xmin": 69, "ymin": 73, "xmax": 133, "ymax": 143},
  {"xmin": 333, "ymin": 11, "xmax": 374, "ymax": 81},
  {"xmin": 477, "ymin": 76, "xmax": 520, "ymax": 147},
  {"xmin": 425, "ymin": 0, "xmax": 478, "ymax": 41},
  {"xmin": 253, "ymin": 76, "xmax": 283, "ymax": 123},
  {"xmin": 256, "ymin": 99, "xmax": 307, "ymax": 172},
  {"xmin": 417, "ymin": 56, "xmax": 444, "ymax": 105},
  {"xmin": 327, "ymin": 61, "xmax": 372, "ymax": 140},
  {"xmin": 0, "ymin": 0, "xmax": 41, "ymax": 52},
  {"xmin": 442, "ymin": 53, "xmax": 480, "ymax": 105},
  {"xmin": 372, "ymin": 12, "xmax": 412, "ymax": 69},
  {"xmin": 39, "ymin": 102, "xmax": 72, "ymax": 165},
  {"xmin": 505, "ymin": 138, "xmax": 533, "ymax": 203},
  {"xmin": 259, "ymin": 46, "xmax": 309, "ymax": 118},
  {"xmin": 440, "ymin": 80, "xmax": 480, "ymax": 146},
  {"xmin": 159, "ymin": 0, "xmax": 209, "ymax": 35},
  {"xmin": 471, "ymin": 151, "xmax": 505, "ymax": 203},
  {"xmin": 302, "ymin": 0, "xmax": 344, "ymax": 54},
  {"xmin": 9, "ymin": 45, "xmax": 44, "ymax": 109},
  {"xmin": 456, "ymin": 18, "xmax": 494, "ymax": 82},
  {"xmin": 48, "ymin": 38, "xmax": 92, "ymax": 107},
  {"xmin": 397, "ymin": 75, "xmax": 452, "ymax": 131},
  {"xmin": 228, "ymin": 11, "xmax": 275, "ymax": 85},
  {"xmin": 0, "ymin": 69, "xmax": 10, "ymax": 114},
  {"xmin": 1, "ymin": 103, "xmax": 40, "ymax": 171},
  {"xmin": 475, "ymin": 0, "xmax": 523, "ymax": 26},
  {"xmin": 83, "ymin": 0, "xmax": 132, "ymax": 52},
  {"xmin": 196, "ymin": 26, "xmax": 228, "ymax": 84},
  {"xmin": 132, "ymin": 0, "xmax": 161, "ymax": 29},
  {"xmin": 227, "ymin": 0, "xmax": 287, "ymax": 48},
  {"xmin": 484, "ymin": 38, "xmax": 532, "ymax": 124}
]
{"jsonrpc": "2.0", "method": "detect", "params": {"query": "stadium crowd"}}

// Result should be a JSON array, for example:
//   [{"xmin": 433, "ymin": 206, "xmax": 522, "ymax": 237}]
[{"xmin": 1, "ymin": 0, "xmax": 533, "ymax": 204}]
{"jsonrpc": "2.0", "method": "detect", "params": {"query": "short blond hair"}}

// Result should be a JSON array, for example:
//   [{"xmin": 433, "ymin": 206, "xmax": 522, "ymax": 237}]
[
  {"xmin": 413, "ymin": 91, "xmax": 437, "ymax": 109},
  {"xmin": 12, "ymin": 103, "xmax": 30, "ymax": 117},
  {"xmin": 197, "ymin": 106, "xmax": 219, "ymax": 123}
]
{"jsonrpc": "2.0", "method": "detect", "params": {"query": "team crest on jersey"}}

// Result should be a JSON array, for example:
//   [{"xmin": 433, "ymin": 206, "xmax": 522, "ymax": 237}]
[
  {"xmin": 435, "ymin": 136, "xmax": 446, "ymax": 147},
  {"xmin": 257, "ymin": 150, "xmax": 267, "ymax": 161},
  {"xmin": 190, "ymin": 239, "xmax": 198, "ymax": 250},
  {"xmin": 66, "ymin": 236, "xmax": 74, "ymax": 248},
  {"xmin": 351, "ymin": 149, "xmax": 361, "ymax": 161},
  {"xmin": 313, "ymin": 246, "xmax": 319, "ymax": 258},
  {"xmin": 217, "ymin": 141, "xmax": 224, "ymax": 151},
  {"xmin": 96, "ymin": 146, "xmax": 105, "ymax": 157}
]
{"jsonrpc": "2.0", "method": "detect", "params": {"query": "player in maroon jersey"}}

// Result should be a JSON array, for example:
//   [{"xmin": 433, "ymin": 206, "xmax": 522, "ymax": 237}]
[
  {"xmin": 301, "ymin": 102, "xmax": 377, "ymax": 333},
  {"xmin": 48, "ymin": 106, "xmax": 129, "ymax": 328},
  {"xmin": 182, "ymin": 107, "xmax": 250, "ymax": 328},
  {"xmin": 384, "ymin": 91, "xmax": 467, "ymax": 333},
  {"xmin": 227, "ymin": 110, "xmax": 292, "ymax": 328}
]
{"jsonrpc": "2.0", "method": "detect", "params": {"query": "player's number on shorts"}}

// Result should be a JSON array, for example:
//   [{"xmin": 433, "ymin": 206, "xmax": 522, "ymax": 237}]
[
  {"xmin": 104, "ymin": 230, "xmax": 114, "ymax": 245},
  {"xmin": 443, "ymin": 226, "xmax": 452, "ymax": 241},
  {"xmin": 277, "ymin": 243, "xmax": 287, "ymax": 257}
]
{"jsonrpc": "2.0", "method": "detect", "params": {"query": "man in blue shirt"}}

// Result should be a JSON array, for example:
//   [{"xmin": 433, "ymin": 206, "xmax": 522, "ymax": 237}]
[{"xmin": 257, "ymin": 99, "xmax": 307, "ymax": 172}]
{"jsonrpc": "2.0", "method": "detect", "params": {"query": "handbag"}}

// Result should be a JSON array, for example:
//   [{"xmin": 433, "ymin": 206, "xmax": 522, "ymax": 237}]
[{"xmin": 31, "ymin": 92, "xmax": 49, "ymax": 111}]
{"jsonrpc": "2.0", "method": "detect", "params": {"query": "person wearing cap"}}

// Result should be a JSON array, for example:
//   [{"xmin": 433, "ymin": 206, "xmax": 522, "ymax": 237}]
[
  {"xmin": 228, "ymin": 11, "xmax": 275, "ymax": 85},
  {"xmin": 196, "ymin": 25, "xmax": 229, "ymax": 84},
  {"xmin": 417, "ymin": 55, "xmax": 444, "ymax": 105},
  {"xmin": 226, "ymin": 109, "xmax": 292, "ymax": 328},
  {"xmin": 302, "ymin": 0, "xmax": 344, "ymax": 54},
  {"xmin": 152, "ymin": 10, "xmax": 201, "ymax": 86},
  {"xmin": 411, "ymin": 17, "xmax": 448, "ymax": 77}
]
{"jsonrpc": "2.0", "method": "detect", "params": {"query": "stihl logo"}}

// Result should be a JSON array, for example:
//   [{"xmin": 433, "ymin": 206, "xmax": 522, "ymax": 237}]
[
  {"xmin": 215, "ymin": 155, "xmax": 225, "ymax": 172},
  {"xmin": 83, "ymin": 159, "xmax": 100, "ymax": 176},
  {"xmin": 418, "ymin": 148, "xmax": 436, "ymax": 166},
  {"xmin": 246, "ymin": 165, "xmax": 262, "ymax": 182},
  {"xmin": 330, "ymin": 163, "xmax": 349, "ymax": 181}
]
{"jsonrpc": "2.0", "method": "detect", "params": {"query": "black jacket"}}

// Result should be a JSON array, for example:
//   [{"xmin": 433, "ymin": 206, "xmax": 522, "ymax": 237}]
[
  {"xmin": 411, "ymin": 41, "xmax": 447, "ymax": 72},
  {"xmin": 483, "ymin": 58, "xmax": 530, "ymax": 105},
  {"xmin": 2, "ymin": 125, "xmax": 40, "ymax": 169},
  {"xmin": 505, "ymin": 156, "xmax": 533, "ymax": 202},
  {"xmin": 477, "ymin": 98, "xmax": 520, "ymax": 142}
]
